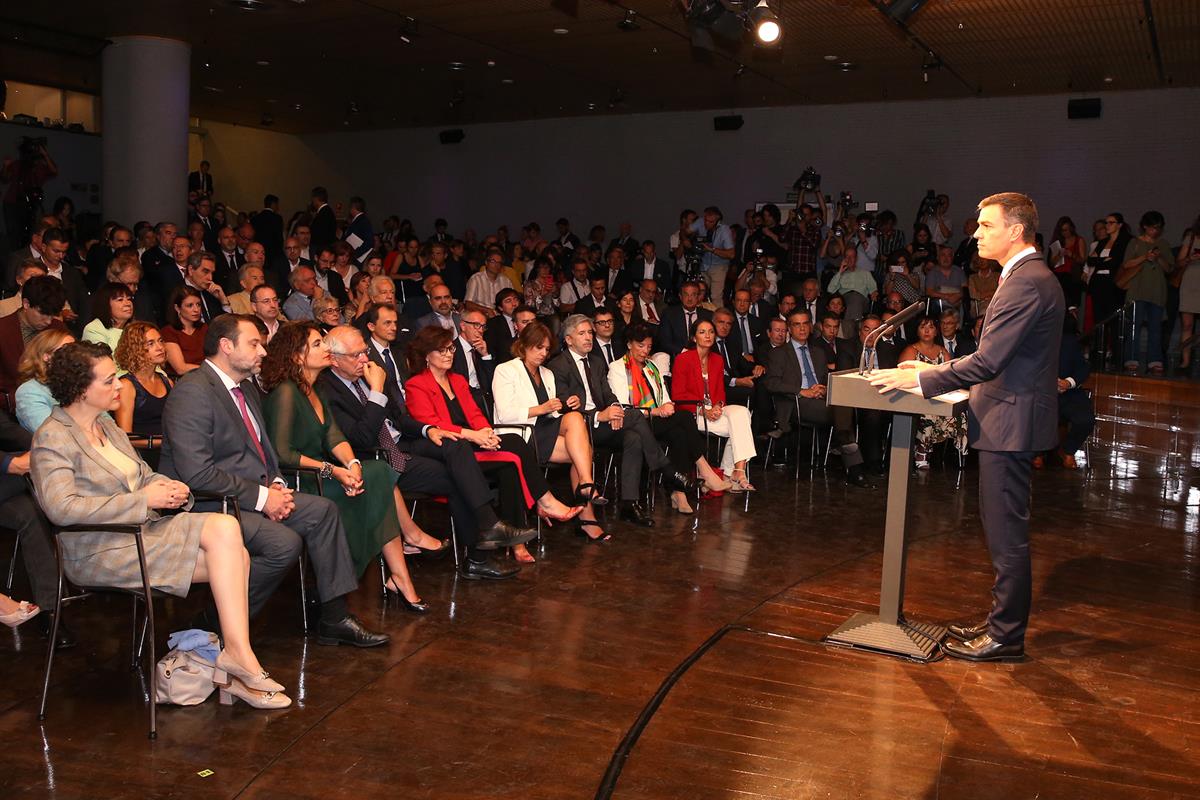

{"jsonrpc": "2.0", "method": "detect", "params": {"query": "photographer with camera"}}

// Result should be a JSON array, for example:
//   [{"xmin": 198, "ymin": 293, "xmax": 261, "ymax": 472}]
[
  {"xmin": 782, "ymin": 196, "xmax": 827, "ymax": 294},
  {"xmin": 918, "ymin": 192, "xmax": 953, "ymax": 246},
  {"xmin": 669, "ymin": 208, "xmax": 700, "ymax": 292},
  {"xmin": 687, "ymin": 206, "xmax": 735, "ymax": 306},
  {"xmin": 2, "ymin": 138, "xmax": 58, "ymax": 249}
]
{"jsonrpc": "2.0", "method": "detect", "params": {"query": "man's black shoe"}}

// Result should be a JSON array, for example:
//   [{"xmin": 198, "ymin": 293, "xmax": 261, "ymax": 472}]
[
  {"xmin": 475, "ymin": 521, "xmax": 538, "ymax": 550},
  {"xmin": 37, "ymin": 612, "xmax": 77, "ymax": 650},
  {"xmin": 618, "ymin": 501, "xmax": 654, "ymax": 527},
  {"xmin": 460, "ymin": 556, "xmax": 519, "ymax": 581},
  {"xmin": 316, "ymin": 614, "xmax": 390, "ymax": 648},
  {"xmin": 946, "ymin": 620, "xmax": 989, "ymax": 643},
  {"xmin": 942, "ymin": 633, "xmax": 1024, "ymax": 662}
]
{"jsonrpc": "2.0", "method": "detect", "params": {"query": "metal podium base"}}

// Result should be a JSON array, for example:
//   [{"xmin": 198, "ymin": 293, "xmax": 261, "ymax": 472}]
[{"xmin": 823, "ymin": 613, "xmax": 947, "ymax": 662}]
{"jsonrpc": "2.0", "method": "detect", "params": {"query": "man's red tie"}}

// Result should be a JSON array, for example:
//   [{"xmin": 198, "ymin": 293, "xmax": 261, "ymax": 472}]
[
  {"xmin": 646, "ymin": 303, "xmax": 658, "ymax": 323},
  {"xmin": 231, "ymin": 386, "xmax": 268, "ymax": 465}
]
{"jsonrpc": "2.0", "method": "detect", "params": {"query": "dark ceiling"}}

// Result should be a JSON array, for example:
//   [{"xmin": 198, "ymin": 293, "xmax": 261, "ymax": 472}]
[{"xmin": 1, "ymin": 0, "xmax": 1196, "ymax": 134}]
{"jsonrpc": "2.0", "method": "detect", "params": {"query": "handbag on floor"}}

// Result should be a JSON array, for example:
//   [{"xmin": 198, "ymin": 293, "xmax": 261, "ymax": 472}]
[{"xmin": 155, "ymin": 631, "xmax": 220, "ymax": 706}]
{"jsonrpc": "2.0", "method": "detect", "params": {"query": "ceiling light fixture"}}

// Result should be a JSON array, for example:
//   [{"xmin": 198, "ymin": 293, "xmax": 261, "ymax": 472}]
[
  {"xmin": 448, "ymin": 61, "xmax": 465, "ymax": 71},
  {"xmin": 501, "ymin": 78, "xmax": 515, "ymax": 85},
  {"xmin": 837, "ymin": 61, "xmax": 857, "ymax": 72},
  {"xmin": 823, "ymin": 55, "xmax": 838, "ymax": 62},
  {"xmin": 552, "ymin": 27, "xmax": 569, "ymax": 34},
  {"xmin": 255, "ymin": 59, "xmax": 270, "ymax": 66},
  {"xmin": 398, "ymin": 16, "xmax": 418, "ymax": 44},
  {"xmin": 617, "ymin": 10, "xmax": 639, "ymax": 32},
  {"xmin": 749, "ymin": 1, "xmax": 781, "ymax": 45}
]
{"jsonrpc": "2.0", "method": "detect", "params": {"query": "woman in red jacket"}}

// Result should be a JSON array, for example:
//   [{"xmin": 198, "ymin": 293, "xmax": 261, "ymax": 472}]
[
  {"xmin": 404, "ymin": 326, "xmax": 582, "ymax": 527},
  {"xmin": 671, "ymin": 319, "xmax": 757, "ymax": 492}
]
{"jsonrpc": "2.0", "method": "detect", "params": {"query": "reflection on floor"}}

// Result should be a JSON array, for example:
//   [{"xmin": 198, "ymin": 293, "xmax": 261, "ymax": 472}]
[{"xmin": 1, "ymin": 375, "xmax": 1197, "ymax": 799}]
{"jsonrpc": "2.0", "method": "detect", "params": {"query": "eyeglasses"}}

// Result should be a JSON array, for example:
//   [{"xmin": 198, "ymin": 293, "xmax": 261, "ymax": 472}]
[
  {"xmin": 435, "ymin": 344, "xmax": 457, "ymax": 356},
  {"xmin": 594, "ymin": 319, "xmax": 614, "ymax": 325},
  {"xmin": 461, "ymin": 320, "xmax": 485, "ymax": 329},
  {"xmin": 333, "ymin": 349, "xmax": 369, "ymax": 359}
]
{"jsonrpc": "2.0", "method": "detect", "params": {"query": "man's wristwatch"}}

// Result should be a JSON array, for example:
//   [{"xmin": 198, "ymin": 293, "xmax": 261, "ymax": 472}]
[{"xmin": 319, "ymin": 461, "xmax": 334, "ymax": 480}]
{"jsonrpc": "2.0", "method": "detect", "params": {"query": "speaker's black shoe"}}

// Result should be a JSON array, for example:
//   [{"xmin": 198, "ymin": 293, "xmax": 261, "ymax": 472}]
[
  {"xmin": 942, "ymin": 634, "xmax": 1024, "ymax": 662},
  {"xmin": 37, "ymin": 613, "xmax": 77, "ymax": 650}
]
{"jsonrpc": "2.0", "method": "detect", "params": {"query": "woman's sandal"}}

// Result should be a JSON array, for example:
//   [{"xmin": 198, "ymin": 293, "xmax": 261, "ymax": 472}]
[
  {"xmin": 0, "ymin": 600, "xmax": 39, "ymax": 628},
  {"xmin": 573, "ymin": 482, "xmax": 609, "ymax": 506},
  {"xmin": 575, "ymin": 519, "xmax": 612, "ymax": 542},
  {"xmin": 512, "ymin": 544, "xmax": 537, "ymax": 563},
  {"xmin": 728, "ymin": 468, "xmax": 756, "ymax": 493}
]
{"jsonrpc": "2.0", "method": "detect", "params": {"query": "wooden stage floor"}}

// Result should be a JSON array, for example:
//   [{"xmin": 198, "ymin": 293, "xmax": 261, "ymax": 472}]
[{"xmin": 1, "ymin": 374, "xmax": 1197, "ymax": 799}]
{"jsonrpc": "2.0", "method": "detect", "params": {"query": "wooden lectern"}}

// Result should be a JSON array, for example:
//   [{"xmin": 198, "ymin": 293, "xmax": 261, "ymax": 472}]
[{"xmin": 822, "ymin": 368, "xmax": 968, "ymax": 662}]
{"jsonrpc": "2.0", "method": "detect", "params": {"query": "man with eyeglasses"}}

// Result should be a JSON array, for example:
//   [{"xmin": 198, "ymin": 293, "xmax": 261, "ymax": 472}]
[
  {"xmin": 463, "ymin": 248, "xmax": 513, "ymax": 318},
  {"xmin": 250, "ymin": 284, "xmax": 285, "ymax": 342},
  {"xmin": 453, "ymin": 309, "xmax": 495, "ymax": 412},
  {"xmin": 591, "ymin": 309, "xmax": 626, "ymax": 364},
  {"xmin": 318, "ymin": 326, "xmax": 536, "ymax": 578}
]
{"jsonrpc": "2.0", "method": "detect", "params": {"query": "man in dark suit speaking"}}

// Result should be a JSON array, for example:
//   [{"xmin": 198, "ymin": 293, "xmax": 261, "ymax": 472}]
[{"xmin": 871, "ymin": 192, "xmax": 1064, "ymax": 662}]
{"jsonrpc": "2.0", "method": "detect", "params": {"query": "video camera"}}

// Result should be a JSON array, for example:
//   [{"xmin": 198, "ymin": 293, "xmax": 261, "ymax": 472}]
[
  {"xmin": 793, "ymin": 166, "xmax": 821, "ymax": 193},
  {"xmin": 917, "ymin": 189, "xmax": 940, "ymax": 220}
]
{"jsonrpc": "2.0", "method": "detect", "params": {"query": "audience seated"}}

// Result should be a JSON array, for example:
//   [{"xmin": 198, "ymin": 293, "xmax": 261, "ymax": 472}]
[
  {"xmin": 761, "ymin": 310, "xmax": 873, "ymax": 488},
  {"xmin": 30, "ymin": 341, "xmax": 289, "ymax": 707},
  {"xmin": 938, "ymin": 309, "xmax": 977, "ymax": 357},
  {"xmin": 452, "ymin": 309, "xmax": 496, "ymax": 410},
  {"xmin": 0, "ymin": 275, "xmax": 68, "ymax": 412},
  {"xmin": 259, "ymin": 321, "xmax": 429, "ymax": 611},
  {"xmin": 0, "ymin": 259, "xmax": 48, "ymax": 317},
  {"xmin": 609, "ymin": 322, "xmax": 732, "ymax": 514},
  {"xmin": 227, "ymin": 264, "xmax": 265, "ymax": 315},
  {"xmin": 161, "ymin": 285, "xmax": 208, "ymax": 376},
  {"xmin": 657, "ymin": 281, "xmax": 713, "ymax": 359},
  {"xmin": 591, "ymin": 309, "xmax": 627, "ymax": 365},
  {"xmin": 671, "ymin": 319, "xmax": 757, "ymax": 491},
  {"xmin": 113, "ymin": 321, "xmax": 173, "ymax": 436},
  {"xmin": 403, "ymin": 325, "xmax": 584, "ymax": 539},
  {"xmin": 318, "ymin": 325, "xmax": 535, "ymax": 580},
  {"xmin": 15, "ymin": 328, "xmax": 75, "ymax": 432},
  {"xmin": 312, "ymin": 294, "xmax": 342, "ymax": 333},
  {"xmin": 483, "ymin": 288, "xmax": 520, "ymax": 360},
  {"xmin": 82, "ymin": 282, "xmax": 135, "ymax": 351},
  {"xmin": 159, "ymin": 314, "xmax": 389, "ymax": 648},
  {"xmin": 898, "ymin": 315, "xmax": 967, "ymax": 469},
  {"xmin": 282, "ymin": 264, "xmax": 318, "ymax": 321},
  {"xmin": 492, "ymin": 321, "xmax": 608, "ymax": 550}
]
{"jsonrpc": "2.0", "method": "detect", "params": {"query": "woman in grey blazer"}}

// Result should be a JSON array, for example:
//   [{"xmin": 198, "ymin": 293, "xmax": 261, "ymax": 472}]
[{"xmin": 31, "ymin": 342, "xmax": 289, "ymax": 709}]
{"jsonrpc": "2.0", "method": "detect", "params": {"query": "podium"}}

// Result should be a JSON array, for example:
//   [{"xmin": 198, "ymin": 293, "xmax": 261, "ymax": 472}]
[{"xmin": 822, "ymin": 369, "xmax": 968, "ymax": 662}]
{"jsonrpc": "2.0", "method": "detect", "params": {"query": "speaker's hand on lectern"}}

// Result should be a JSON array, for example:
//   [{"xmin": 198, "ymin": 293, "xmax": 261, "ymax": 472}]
[{"xmin": 869, "ymin": 360, "xmax": 933, "ymax": 393}]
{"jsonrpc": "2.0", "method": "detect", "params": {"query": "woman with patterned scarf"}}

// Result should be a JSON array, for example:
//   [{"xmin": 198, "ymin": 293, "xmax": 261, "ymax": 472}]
[{"xmin": 607, "ymin": 322, "xmax": 732, "ymax": 514}]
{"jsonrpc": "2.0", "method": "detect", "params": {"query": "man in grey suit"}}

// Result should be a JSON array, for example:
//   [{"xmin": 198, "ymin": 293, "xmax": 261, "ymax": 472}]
[
  {"xmin": 160, "ymin": 314, "xmax": 389, "ymax": 648},
  {"xmin": 872, "ymin": 192, "xmax": 1064, "ymax": 662}
]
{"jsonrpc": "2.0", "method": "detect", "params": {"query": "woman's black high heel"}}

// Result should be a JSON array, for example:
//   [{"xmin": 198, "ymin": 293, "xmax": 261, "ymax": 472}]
[
  {"xmin": 574, "ymin": 482, "xmax": 609, "ymax": 506},
  {"xmin": 385, "ymin": 577, "xmax": 430, "ymax": 614},
  {"xmin": 575, "ymin": 519, "xmax": 612, "ymax": 542}
]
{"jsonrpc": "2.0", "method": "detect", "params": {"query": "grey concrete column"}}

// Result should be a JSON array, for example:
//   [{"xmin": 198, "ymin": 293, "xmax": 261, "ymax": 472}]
[{"xmin": 101, "ymin": 36, "xmax": 190, "ymax": 226}]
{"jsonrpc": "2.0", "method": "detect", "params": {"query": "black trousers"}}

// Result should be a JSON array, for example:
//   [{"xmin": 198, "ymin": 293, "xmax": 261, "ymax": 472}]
[
  {"xmin": 0, "ymin": 489, "xmax": 58, "ymax": 609},
  {"xmin": 978, "ymin": 450, "xmax": 1034, "ymax": 645},
  {"xmin": 647, "ymin": 411, "xmax": 703, "ymax": 474},
  {"xmin": 1058, "ymin": 392, "xmax": 1095, "ymax": 454},
  {"xmin": 772, "ymin": 395, "xmax": 863, "ymax": 469},
  {"xmin": 592, "ymin": 412, "xmax": 670, "ymax": 501},
  {"xmin": 396, "ymin": 438, "xmax": 505, "ymax": 552}
]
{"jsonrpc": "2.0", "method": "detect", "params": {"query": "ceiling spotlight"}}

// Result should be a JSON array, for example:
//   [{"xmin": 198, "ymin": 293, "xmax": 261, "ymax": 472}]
[
  {"xmin": 836, "ymin": 61, "xmax": 857, "ymax": 72},
  {"xmin": 749, "ymin": 1, "xmax": 781, "ymax": 45},
  {"xmin": 617, "ymin": 10, "xmax": 639, "ymax": 32},
  {"xmin": 552, "ymin": 27, "xmax": 569, "ymax": 35},
  {"xmin": 255, "ymin": 59, "xmax": 270, "ymax": 66},
  {"xmin": 448, "ymin": 61, "xmax": 466, "ymax": 71},
  {"xmin": 292, "ymin": 102, "xmax": 303, "ymax": 110},
  {"xmin": 1103, "ymin": 75, "xmax": 1114, "ymax": 83},
  {"xmin": 398, "ymin": 16, "xmax": 418, "ymax": 44},
  {"xmin": 501, "ymin": 78, "xmax": 515, "ymax": 85},
  {"xmin": 734, "ymin": 63, "xmax": 747, "ymax": 78}
]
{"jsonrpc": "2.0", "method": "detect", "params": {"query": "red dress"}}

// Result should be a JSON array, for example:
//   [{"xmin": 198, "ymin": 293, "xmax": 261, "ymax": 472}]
[{"xmin": 161, "ymin": 323, "xmax": 208, "ymax": 368}]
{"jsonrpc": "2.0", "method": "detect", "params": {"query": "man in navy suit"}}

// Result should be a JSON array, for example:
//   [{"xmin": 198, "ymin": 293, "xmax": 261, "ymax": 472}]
[
  {"xmin": 657, "ymin": 280, "xmax": 712, "ymax": 358},
  {"xmin": 625, "ymin": 240, "xmax": 674, "ymax": 296},
  {"xmin": 872, "ymin": 192, "xmax": 1064, "ymax": 662}
]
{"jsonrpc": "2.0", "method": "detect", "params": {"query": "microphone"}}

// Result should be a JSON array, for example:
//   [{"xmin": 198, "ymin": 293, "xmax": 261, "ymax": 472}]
[{"xmin": 860, "ymin": 301, "xmax": 924, "ymax": 374}]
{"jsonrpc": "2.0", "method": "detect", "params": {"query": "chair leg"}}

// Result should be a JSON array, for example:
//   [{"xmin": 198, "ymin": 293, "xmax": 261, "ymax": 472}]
[
  {"xmin": 37, "ymin": 541, "xmax": 66, "ymax": 722},
  {"xmin": 5, "ymin": 536, "xmax": 19, "ymax": 593},
  {"xmin": 378, "ymin": 555, "xmax": 388, "ymax": 604},
  {"xmin": 130, "ymin": 597, "xmax": 140, "ymax": 671},
  {"xmin": 450, "ymin": 518, "xmax": 460, "ymax": 569},
  {"xmin": 298, "ymin": 551, "xmax": 309, "ymax": 634},
  {"xmin": 134, "ymin": 533, "xmax": 157, "ymax": 739}
]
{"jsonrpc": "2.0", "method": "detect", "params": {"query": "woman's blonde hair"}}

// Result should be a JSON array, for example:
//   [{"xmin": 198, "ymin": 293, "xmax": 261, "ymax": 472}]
[{"xmin": 18, "ymin": 328, "xmax": 75, "ymax": 384}]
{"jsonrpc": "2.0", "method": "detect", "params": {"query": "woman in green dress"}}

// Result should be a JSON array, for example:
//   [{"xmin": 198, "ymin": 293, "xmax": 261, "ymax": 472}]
[{"xmin": 260, "ymin": 321, "xmax": 429, "ymax": 613}]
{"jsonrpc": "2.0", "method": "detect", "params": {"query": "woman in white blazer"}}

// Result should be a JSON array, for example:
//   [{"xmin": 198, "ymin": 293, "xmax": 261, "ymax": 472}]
[{"xmin": 491, "ymin": 321, "xmax": 609, "ymax": 549}]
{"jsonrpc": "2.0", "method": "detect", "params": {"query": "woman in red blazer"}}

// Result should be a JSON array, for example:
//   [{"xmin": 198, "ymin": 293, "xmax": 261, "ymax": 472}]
[
  {"xmin": 670, "ymin": 319, "xmax": 757, "ymax": 491},
  {"xmin": 404, "ymin": 326, "xmax": 582, "ymax": 525}
]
